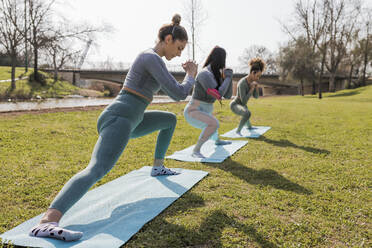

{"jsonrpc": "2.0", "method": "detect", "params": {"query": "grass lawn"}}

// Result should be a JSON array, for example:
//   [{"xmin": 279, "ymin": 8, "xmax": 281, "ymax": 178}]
[
  {"xmin": 0, "ymin": 66, "xmax": 32, "ymax": 81},
  {"xmin": 0, "ymin": 86, "xmax": 371, "ymax": 247}
]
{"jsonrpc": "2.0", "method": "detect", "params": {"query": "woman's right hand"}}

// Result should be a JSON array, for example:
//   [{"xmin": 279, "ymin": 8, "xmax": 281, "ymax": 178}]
[{"xmin": 182, "ymin": 60, "xmax": 198, "ymax": 78}]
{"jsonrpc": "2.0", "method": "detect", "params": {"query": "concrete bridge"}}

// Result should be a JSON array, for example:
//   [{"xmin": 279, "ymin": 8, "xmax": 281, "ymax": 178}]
[
  {"xmin": 42, "ymin": 68, "xmax": 351, "ymax": 96},
  {"xmin": 45, "ymin": 69, "xmax": 301, "ymax": 96}
]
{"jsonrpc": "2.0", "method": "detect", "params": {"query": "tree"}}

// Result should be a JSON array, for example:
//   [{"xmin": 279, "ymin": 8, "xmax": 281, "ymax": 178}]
[
  {"xmin": 44, "ymin": 38, "xmax": 80, "ymax": 82},
  {"xmin": 292, "ymin": 0, "xmax": 329, "ymax": 96},
  {"xmin": 26, "ymin": 0, "xmax": 56, "ymax": 84},
  {"xmin": 25, "ymin": 0, "xmax": 106, "ymax": 85},
  {"xmin": 238, "ymin": 45, "xmax": 277, "ymax": 74},
  {"xmin": 282, "ymin": 0, "xmax": 363, "ymax": 94},
  {"xmin": 182, "ymin": 0, "xmax": 207, "ymax": 61},
  {"xmin": 323, "ymin": 0, "xmax": 361, "ymax": 92},
  {"xmin": 0, "ymin": 0, "xmax": 25, "ymax": 91},
  {"xmin": 278, "ymin": 37, "xmax": 318, "ymax": 95},
  {"xmin": 359, "ymin": 8, "xmax": 371, "ymax": 86}
]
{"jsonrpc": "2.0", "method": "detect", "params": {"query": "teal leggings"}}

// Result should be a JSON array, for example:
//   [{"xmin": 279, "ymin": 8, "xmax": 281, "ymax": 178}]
[
  {"xmin": 230, "ymin": 102, "xmax": 252, "ymax": 132},
  {"xmin": 50, "ymin": 90, "xmax": 177, "ymax": 214}
]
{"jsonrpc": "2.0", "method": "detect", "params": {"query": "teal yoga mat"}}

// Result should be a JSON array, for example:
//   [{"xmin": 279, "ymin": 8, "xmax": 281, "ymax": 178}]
[
  {"xmin": 166, "ymin": 140, "xmax": 248, "ymax": 163},
  {"xmin": 221, "ymin": 126, "xmax": 271, "ymax": 138},
  {"xmin": 0, "ymin": 166, "xmax": 208, "ymax": 248}
]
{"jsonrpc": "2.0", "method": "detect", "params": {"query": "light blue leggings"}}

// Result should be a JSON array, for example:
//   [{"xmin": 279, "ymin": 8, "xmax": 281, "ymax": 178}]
[
  {"xmin": 50, "ymin": 90, "xmax": 177, "ymax": 214},
  {"xmin": 183, "ymin": 99, "xmax": 219, "ymax": 141}
]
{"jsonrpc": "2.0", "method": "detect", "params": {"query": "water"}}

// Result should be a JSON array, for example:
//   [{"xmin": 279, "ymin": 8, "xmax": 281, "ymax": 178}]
[{"xmin": 0, "ymin": 95, "xmax": 191, "ymax": 113}]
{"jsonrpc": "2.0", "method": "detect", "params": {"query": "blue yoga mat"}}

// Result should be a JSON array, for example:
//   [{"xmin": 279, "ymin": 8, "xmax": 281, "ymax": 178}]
[
  {"xmin": 166, "ymin": 140, "xmax": 248, "ymax": 163},
  {"xmin": 0, "ymin": 166, "xmax": 208, "ymax": 248},
  {"xmin": 221, "ymin": 126, "xmax": 271, "ymax": 138}
]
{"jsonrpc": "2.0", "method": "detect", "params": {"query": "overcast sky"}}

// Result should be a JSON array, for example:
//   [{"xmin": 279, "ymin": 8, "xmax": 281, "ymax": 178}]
[{"xmin": 55, "ymin": 0, "xmax": 371, "ymax": 69}]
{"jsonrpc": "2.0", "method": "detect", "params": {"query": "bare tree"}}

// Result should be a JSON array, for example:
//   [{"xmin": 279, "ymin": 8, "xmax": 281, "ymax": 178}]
[
  {"xmin": 183, "ymin": 0, "xmax": 207, "ymax": 61},
  {"xmin": 342, "ymin": 30, "xmax": 363, "ymax": 88},
  {"xmin": 238, "ymin": 45, "xmax": 277, "ymax": 74},
  {"xmin": 293, "ymin": 0, "xmax": 329, "ymax": 96},
  {"xmin": 24, "ymin": 0, "xmax": 107, "ymax": 85},
  {"xmin": 282, "ymin": 0, "xmax": 362, "ymax": 95},
  {"xmin": 0, "ymin": 0, "xmax": 25, "ymax": 91},
  {"xmin": 323, "ymin": 0, "xmax": 361, "ymax": 92},
  {"xmin": 44, "ymin": 38, "xmax": 80, "ymax": 82},
  {"xmin": 25, "ymin": 0, "xmax": 56, "ymax": 84},
  {"xmin": 360, "ymin": 7, "xmax": 371, "ymax": 86}
]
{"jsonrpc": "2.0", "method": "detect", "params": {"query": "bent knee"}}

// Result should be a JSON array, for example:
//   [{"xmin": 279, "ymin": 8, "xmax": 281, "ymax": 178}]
[
  {"xmin": 166, "ymin": 112, "xmax": 177, "ymax": 127},
  {"xmin": 207, "ymin": 119, "xmax": 219, "ymax": 130}
]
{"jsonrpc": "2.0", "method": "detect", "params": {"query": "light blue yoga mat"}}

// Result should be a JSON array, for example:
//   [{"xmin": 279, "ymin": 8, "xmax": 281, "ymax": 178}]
[
  {"xmin": 0, "ymin": 166, "xmax": 208, "ymax": 248},
  {"xmin": 221, "ymin": 126, "xmax": 271, "ymax": 138},
  {"xmin": 166, "ymin": 140, "xmax": 248, "ymax": 163}
]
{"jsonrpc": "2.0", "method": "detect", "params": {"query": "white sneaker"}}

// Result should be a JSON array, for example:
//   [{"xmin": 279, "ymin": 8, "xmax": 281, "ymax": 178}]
[{"xmin": 151, "ymin": 165, "xmax": 180, "ymax": 176}]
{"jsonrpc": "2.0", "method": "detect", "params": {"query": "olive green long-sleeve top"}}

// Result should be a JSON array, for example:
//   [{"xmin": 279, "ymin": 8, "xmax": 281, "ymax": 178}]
[{"xmin": 231, "ymin": 77, "xmax": 259, "ymax": 106}]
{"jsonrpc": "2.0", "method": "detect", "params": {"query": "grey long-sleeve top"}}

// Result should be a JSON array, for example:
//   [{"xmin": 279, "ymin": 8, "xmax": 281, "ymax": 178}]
[
  {"xmin": 231, "ymin": 77, "xmax": 259, "ymax": 106},
  {"xmin": 192, "ymin": 65, "xmax": 233, "ymax": 103},
  {"xmin": 123, "ymin": 48, "xmax": 195, "ymax": 101}
]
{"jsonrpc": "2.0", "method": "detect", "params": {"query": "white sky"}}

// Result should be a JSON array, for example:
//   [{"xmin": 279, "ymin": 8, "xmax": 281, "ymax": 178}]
[{"xmin": 55, "ymin": 0, "xmax": 370, "ymax": 69}]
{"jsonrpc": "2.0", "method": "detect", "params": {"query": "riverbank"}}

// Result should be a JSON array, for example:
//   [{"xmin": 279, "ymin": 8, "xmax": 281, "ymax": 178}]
[
  {"xmin": 0, "ymin": 95, "xmax": 191, "ymax": 116},
  {"xmin": 0, "ymin": 67, "xmax": 106, "ymax": 101}
]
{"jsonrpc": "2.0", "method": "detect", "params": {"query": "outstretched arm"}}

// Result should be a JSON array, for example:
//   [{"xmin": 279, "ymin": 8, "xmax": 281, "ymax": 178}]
[{"xmin": 143, "ymin": 54, "xmax": 196, "ymax": 101}]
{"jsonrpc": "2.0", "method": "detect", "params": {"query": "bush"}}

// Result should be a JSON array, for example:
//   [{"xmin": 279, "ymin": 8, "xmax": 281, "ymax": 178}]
[{"xmin": 28, "ymin": 71, "xmax": 48, "ymax": 86}]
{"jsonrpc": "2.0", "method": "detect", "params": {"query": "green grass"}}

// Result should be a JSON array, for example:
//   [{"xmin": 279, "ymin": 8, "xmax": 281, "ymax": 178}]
[
  {"xmin": 1, "ymin": 86, "xmax": 371, "ymax": 247},
  {"xmin": 0, "ymin": 67, "xmax": 83, "ymax": 100},
  {"xmin": 0, "ymin": 66, "xmax": 32, "ymax": 81}
]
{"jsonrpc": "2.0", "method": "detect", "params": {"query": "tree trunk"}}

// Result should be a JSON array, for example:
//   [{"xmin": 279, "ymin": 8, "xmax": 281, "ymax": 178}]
[
  {"xmin": 311, "ymin": 80, "xmax": 316, "ymax": 95},
  {"xmin": 361, "ymin": 47, "xmax": 368, "ymax": 86},
  {"xmin": 33, "ymin": 46, "xmax": 38, "ymax": 80},
  {"xmin": 348, "ymin": 64, "xmax": 354, "ymax": 88},
  {"xmin": 11, "ymin": 55, "xmax": 16, "ymax": 91},
  {"xmin": 318, "ymin": 49, "xmax": 326, "ymax": 99},
  {"xmin": 329, "ymin": 73, "xmax": 336, "ymax": 92},
  {"xmin": 361, "ymin": 30, "xmax": 369, "ymax": 86},
  {"xmin": 300, "ymin": 78, "xmax": 304, "ymax": 96},
  {"xmin": 54, "ymin": 69, "xmax": 58, "ymax": 82},
  {"xmin": 24, "ymin": 0, "xmax": 28, "ymax": 73}
]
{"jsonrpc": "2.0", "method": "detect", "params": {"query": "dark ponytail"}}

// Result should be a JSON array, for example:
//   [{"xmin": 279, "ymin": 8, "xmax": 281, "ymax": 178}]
[{"xmin": 203, "ymin": 46, "xmax": 226, "ymax": 88}]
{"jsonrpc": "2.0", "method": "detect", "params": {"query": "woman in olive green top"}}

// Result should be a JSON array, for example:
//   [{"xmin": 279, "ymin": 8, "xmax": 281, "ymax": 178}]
[{"xmin": 230, "ymin": 58, "xmax": 265, "ymax": 135}]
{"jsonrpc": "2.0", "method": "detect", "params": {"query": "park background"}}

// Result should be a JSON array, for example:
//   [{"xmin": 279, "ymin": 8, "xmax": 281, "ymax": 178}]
[{"xmin": 0, "ymin": 0, "xmax": 371, "ymax": 247}]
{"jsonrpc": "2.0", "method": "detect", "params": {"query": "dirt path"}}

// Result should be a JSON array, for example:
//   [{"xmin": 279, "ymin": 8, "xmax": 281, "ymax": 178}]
[{"xmin": 0, "ymin": 94, "xmax": 290, "ymax": 117}]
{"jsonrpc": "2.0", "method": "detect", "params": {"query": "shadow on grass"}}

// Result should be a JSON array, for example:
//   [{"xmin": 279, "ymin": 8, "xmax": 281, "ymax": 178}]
[
  {"xmin": 126, "ymin": 181, "xmax": 277, "ymax": 247},
  {"xmin": 257, "ymin": 136, "xmax": 330, "ymax": 155},
  {"xmin": 208, "ymin": 158, "xmax": 312, "ymax": 195},
  {"xmin": 326, "ymin": 89, "xmax": 362, "ymax": 98},
  {"xmin": 131, "ymin": 210, "xmax": 278, "ymax": 248},
  {"xmin": 55, "ymin": 192, "xmax": 276, "ymax": 247}
]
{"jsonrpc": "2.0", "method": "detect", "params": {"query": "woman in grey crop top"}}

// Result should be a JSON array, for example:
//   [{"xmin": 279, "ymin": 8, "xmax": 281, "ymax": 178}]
[
  {"xmin": 184, "ymin": 46, "xmax": 233, "ymax": 158},
  {"xmin": 230, "ymin": 58, "xmax": 265, "ymax": 135},
  {"xmin": 29, "ymin": 14, "xmax": 197, "ymax": 242}
]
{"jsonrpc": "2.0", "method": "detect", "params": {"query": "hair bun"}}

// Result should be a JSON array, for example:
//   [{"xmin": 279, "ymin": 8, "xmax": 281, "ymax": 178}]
[
  {"xmin": 249, "ymin": 57, "xmax": 266, "ymax": 72},
  {"xmin": 172, "ymin": 14, "xmax": 181, "ymax": 25}
]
